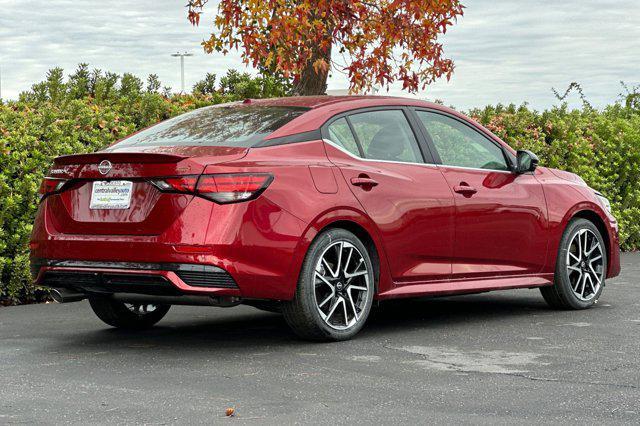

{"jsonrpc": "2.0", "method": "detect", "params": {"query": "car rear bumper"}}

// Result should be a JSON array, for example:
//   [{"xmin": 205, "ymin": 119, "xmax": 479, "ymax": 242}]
[
  {"xmin": 30, "ymin": 194, "xmax": 310, "ymax": 301},
  {"xmin": 32, "ymin": 260, "xmax": 242, "ymax": 301}
]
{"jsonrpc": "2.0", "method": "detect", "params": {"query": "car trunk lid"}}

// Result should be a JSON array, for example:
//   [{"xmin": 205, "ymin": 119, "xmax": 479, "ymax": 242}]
[{"xmin": 45, "ymin": 147, "xmax": 248, "ymax": 236}]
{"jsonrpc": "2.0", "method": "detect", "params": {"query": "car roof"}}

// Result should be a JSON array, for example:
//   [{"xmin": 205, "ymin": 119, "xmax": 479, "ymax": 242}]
[
  {"xmin": 248, "ymin": 95, "xmax": 515, "ymax": 156},
  {"xmin": 245, "ymin": 95, "xmax": 440, "ymax": 110},
  {"xmin": 253, "ymin": 96, "xmax": 466, "ymax": 140}
]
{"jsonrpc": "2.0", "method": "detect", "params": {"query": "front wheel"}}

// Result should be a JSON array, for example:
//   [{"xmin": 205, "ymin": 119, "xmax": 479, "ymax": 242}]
[
  {"xmin": 282, "ymin": 229, "xmax": 375, "ymax": 341},
  {"xmin": 89, "ymin": 297, "xmax": 171, "ymax": 329},
  {"xmin": 540, "ymin": 218, "xmax": 607, "ymax": 309}
]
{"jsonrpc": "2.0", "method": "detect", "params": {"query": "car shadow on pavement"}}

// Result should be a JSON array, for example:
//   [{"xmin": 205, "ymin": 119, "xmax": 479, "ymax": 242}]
[
  {"xmin": 42, "ymin": 290, "xmax": 554, "ymax": 353},
  {"xmin": 365, "ymin": 292, "xmax": 550, "ymax": 334}
]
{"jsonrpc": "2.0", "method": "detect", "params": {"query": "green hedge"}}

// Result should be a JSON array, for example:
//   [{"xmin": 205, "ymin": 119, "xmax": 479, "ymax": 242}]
[{"xmin": 1, "ymin": 67, "xmax": 638, "ymax": 305}]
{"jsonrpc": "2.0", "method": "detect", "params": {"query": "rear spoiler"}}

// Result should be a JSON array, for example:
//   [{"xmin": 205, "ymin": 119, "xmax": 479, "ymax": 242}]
[{"xmin": 54, "ymin": 152, "xmax": 187, "ymax": 165}]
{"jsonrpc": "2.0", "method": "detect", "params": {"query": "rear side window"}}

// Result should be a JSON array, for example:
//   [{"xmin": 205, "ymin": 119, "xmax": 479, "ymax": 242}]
[
  {"xmin": 326, "ymin": 118, "xmax": 361, "ymax": 157},
  {"xmin": 349, "ymin": 110, "xmax": 423, "ymax": 163},
  {"xmin": 113, "ymin": 105, "xmax": 309, "ymax": 148}
]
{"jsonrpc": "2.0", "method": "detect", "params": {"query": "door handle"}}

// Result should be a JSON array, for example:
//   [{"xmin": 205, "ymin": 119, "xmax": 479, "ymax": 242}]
[
  {"xmin": 350, "ymin": 177, "xmax": 379, "ymax": 187},
  {"xmin": 453, "ymin": 184, "xmax": 477, "ymax": 195}
]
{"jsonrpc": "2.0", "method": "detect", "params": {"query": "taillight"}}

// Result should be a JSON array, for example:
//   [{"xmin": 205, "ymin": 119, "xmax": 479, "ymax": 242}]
[
  {"xmin": 149, "ymin": 176, "xmax": 198, "ymax": 193},
  {"xmin": 38, "ymin": 177, "xmax": 68, "ymax": 199},
  {"xmin": 150, "ymin": 173, "xmax": 273, "ymax": 204},
  {"xmin": 197, "ymin": 173, "xmax": 273, "ymax": 204}
]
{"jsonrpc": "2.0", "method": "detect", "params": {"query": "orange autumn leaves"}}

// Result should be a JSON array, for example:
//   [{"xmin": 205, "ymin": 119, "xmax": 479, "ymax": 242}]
[{"xmin": 187, "ymin": 0, "xmax": 464, "ymax": 95}]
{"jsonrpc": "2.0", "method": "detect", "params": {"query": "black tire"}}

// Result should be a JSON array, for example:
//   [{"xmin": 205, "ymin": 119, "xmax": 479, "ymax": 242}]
[
  {"xmin": 540, "ymin": 218, "xmax": 607, "ymax": 309},
  {"xmin": 89, "ymin": 297, "xmax": 171, "ymax": 329},
  {"xmin": 282, "ymin": 228, "xmax": 375, "ymax": 341}
]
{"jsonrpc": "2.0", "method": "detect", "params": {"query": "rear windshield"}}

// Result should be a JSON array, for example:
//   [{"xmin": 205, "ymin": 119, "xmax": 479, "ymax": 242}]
[{"xmin": 113, "ymin": 105, "xmax": 309, "ymax": 148}]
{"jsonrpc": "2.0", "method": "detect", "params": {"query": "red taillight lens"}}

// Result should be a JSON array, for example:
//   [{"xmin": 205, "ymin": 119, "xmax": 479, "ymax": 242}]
[
  {"xmin": 150, "ymin": 173, "xmax": 273, "ymax": 204},
  {"xmin": 38, "ymin": 177, "xmax": 68, "ymax": 199},
  {"xmin": 197, "ymin": 173, "xmax": 273, "ymax": 204},
  {"xmin": 149, "ymin": 176, "xmax": 198, "ymax": 193}
]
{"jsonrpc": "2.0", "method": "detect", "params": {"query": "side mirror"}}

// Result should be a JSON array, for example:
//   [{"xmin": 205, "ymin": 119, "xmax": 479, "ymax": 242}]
[{"xmin": 516, "ymin": 150, "xmax": 539, "ymax": 174}]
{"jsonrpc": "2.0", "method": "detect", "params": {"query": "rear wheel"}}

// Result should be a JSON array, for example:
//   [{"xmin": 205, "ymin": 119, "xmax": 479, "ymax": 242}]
[
  {"xmin": 89, "ymin": 297, "xmax": 171, "ymax": 329},
  {"xmin": 540, "ymin": 218, "xmax": 607, "ymax": 309},
  {"xmin": 282, "ymin": 229, "xmax": 375, "ymax": 341}
]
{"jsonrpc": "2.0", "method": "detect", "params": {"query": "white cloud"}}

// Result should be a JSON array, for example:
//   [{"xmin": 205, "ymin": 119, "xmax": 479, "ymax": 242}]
[
  {"xmin": 416, "ymin": 0, "xmax": 640, "ymax": 109},
  {"xmin": 0, "ymin": 0, "xmax": 638, "ymax": 109}
]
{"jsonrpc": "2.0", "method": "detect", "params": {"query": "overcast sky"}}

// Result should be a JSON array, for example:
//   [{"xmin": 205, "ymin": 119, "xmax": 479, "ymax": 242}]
[{"xmin": 1, "ymin": 0, "xmax": 638, "ymax": 109}]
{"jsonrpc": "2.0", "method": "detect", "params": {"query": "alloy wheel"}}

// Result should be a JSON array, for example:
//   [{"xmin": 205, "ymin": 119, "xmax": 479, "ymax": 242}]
[
  {"xmin": 566, "ymin": 229, "xmax": 604, "ymax": 301},
  {"xmin": 314, "ymin": 241, "xmax": 370, "ymax": 330},
  {"xmin": 124, "ymin": 303, "xmax": 158, "ymax": 315}
]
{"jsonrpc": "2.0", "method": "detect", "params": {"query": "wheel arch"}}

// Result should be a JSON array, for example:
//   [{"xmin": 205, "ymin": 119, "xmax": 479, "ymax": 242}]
[
  {"xmin": 570, "ymin": 209, "xmax": 611, "ymax": 270},
  {"xmin": 290, "ymin": 208, "xmax": 392, "ymax": 297},
  {"xmin": 322, "ymin": 220, "xmax": 382, "ymax": 293}
]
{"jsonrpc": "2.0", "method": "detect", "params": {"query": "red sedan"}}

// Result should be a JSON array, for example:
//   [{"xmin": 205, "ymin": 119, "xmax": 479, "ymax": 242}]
[{"xmin": 30, "ymin": 96, "xmax": 621, "ymax": 341}]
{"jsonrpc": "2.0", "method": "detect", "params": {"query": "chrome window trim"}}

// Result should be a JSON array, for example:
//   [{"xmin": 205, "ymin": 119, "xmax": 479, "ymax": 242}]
[
  {"xmin": 322, "ymin": 138, "xmax": 438, "ymax": 169},
  {"xmin": 436, "ymin": 164, "xmax": 514, "ymax": 174}
]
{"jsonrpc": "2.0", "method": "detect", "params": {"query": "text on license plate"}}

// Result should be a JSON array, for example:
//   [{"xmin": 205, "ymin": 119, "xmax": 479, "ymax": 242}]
[{"xmin": 90, "ymin": 181, "xmax": 133, "ymax": 210}]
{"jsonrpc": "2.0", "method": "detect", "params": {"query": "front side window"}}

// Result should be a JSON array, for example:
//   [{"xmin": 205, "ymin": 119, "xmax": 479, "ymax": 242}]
[
  {"xmin": 416, "ymin": 111, "xmax": 509, "ymax": 171},
  {"xmin": 112, "ymin": 105, "xmax": 309, "ymax": 148},
  {"xmin": 348, "ymin": 110, "xmax": 423, "ymax": 163}
]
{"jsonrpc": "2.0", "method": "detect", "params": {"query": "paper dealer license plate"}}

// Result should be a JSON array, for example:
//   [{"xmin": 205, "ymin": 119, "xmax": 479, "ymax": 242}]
[{"xmin": 90, "ymin": 181, "xmax": 133, "ymax": 210}]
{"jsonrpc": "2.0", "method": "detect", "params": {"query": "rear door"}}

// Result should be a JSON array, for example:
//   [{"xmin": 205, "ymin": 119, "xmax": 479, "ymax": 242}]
[
  {"xmin": 413, "ymin": 109, "xmax": 548, "ymax": 278},
  {"xmin": 323, "ymin": 108, "xmax": 455, "ymax": 283}
]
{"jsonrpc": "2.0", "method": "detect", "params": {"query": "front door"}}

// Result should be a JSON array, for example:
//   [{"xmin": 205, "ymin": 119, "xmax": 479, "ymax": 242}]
[
  {"xmin": 323, "ymin": 109, "xmax": 455, "ymax": 283},
  {"xmin": 414, "ymin": 110, "xmax": 548, "ymax": 279}
]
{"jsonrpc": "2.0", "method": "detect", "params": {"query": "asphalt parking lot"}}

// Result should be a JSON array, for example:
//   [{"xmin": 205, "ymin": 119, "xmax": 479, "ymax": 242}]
[{"xmin": 1, "ymin": 253, "xmax": 639, "ymax": 424}]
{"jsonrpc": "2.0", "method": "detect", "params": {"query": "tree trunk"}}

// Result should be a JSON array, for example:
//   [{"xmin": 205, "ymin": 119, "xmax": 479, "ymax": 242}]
[{"xmin": 294, "ymin": 42, "xmax": 332, "ymax": 96}]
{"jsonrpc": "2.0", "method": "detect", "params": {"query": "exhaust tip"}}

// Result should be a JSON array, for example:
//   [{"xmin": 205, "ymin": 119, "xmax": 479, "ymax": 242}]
[
  {"xmin": 49, "ymin": 288, "xmax": 86, "ymax": 303},
  {"xmin": 50, "ymin": 288, "xmax": 64, "ymax": 304}
]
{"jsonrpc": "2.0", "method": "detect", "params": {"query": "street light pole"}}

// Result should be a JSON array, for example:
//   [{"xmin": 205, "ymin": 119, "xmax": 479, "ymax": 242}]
[{"xmin": 171, "ymin": 52, "xmax": 193, "ymax": 94}]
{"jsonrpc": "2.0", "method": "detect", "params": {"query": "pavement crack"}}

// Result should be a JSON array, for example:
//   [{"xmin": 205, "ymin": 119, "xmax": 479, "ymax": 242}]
[{"xmin": 500, "ymin": 372, "xmax": 638, "ymax": 390}]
